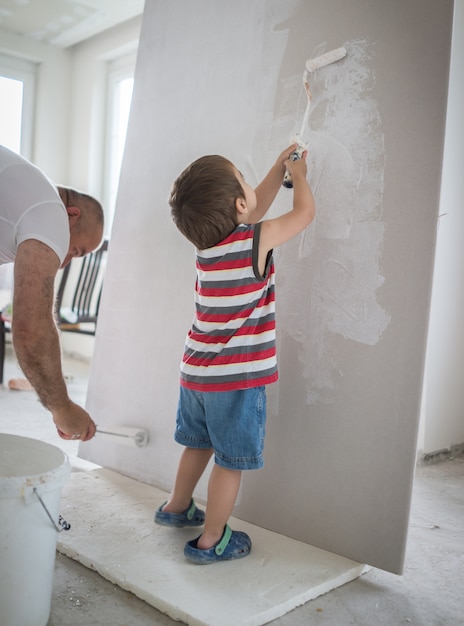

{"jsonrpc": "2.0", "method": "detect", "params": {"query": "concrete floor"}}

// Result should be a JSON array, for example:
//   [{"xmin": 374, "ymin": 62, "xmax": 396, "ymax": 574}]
[{"xmin": 1, "ymin": 345, "xmax": 463, "ymax": 625}]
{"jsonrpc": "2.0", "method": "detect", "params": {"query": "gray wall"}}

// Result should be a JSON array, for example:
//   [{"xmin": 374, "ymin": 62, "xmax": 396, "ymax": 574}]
[
  {"xmin": 422, "ymin": 0, "xmax": 464, "ymax": 454},
  {"xmin": 80, "ymin": 0, "xmax": 453, "ymax": 574}
]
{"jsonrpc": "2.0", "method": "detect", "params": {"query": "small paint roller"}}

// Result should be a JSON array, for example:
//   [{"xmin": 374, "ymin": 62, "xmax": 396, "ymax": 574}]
[
  {"xmin": 96, "ymin": 427, "xmax": 149, "ymax": 448},
  {"xmin": 305, "ymin": 47, "xmax": 347, "ymax": 73},
  {"xmin": 283, "ymin": 46, "xmax": 347, "ymax": 188}
]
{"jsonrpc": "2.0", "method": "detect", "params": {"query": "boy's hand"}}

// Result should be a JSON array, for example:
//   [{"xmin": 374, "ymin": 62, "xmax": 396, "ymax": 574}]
[
  {"xmin": 253, "ymin": 143, "xmax": 309, "ymax": 223},
  {"xmin": 284, "ymin": 150, "xmax": 308, "ymax": 181},
  {"xmin": 276, "ymin": 144, "xmax": 300, "ymax": 171}
]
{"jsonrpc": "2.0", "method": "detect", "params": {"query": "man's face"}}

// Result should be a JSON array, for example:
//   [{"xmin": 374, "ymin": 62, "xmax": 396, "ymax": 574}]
[{"xmin": 61, "ymin": 223, "xmax": 103, "ymax": 268}]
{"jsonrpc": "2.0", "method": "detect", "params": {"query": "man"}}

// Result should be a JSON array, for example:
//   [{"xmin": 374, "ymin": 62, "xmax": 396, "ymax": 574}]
[{"xmin": 0, "ymin": 144, "xmax": 104, "ymax": 441}]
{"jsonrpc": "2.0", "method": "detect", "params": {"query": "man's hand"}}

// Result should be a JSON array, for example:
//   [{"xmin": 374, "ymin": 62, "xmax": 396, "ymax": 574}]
[{"xmin": 53, "ymin": 400, "xmax": 97, "ymax": 441}]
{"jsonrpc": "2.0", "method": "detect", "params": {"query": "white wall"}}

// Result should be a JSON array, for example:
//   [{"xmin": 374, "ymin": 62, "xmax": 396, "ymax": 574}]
[
  {"xmin": 1, "ymin": 17, "xmax": 141, "ymax": 189},
  {"xmin": 1, "ymin": 3, "xmax": 462, "ymax": 455},
  {"xmin": 1, "ymin": 18, "xmax": 142, "ymax": 360},
  {"xmin": 67, "ymin": 17, "xmax": 141, "ymax": 196},
  {"xmin": 80, "ymin": 0, "xmax": 454, "ymax": 573},
  {"xmin": 0, "ymin": 28, "xmax": 71, "ymax": 181},
  {"xmin": 419, "ymin": 0, "xmax": 464, "ymax": 455},
  {"xmin": 59, "ymin": 17, "xmax": 141, "ymax": 359}
]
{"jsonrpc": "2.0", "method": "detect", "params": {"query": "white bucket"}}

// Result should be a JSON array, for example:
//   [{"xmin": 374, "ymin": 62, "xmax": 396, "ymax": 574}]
[{"xmin": 0, "ymin": 434, "xmax": 71, "ymax": 626}]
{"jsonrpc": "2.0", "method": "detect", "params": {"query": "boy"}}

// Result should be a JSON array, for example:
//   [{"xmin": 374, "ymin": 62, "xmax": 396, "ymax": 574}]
[{"xmin": 155, "ymin": 144, "xmax": 315, "ymax": 564}]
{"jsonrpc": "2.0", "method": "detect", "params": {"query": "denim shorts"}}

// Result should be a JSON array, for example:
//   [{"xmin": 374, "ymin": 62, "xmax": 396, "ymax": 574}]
[{"xmin": 174, "ymin": 386, "xmax": 267, "ymax": 470}]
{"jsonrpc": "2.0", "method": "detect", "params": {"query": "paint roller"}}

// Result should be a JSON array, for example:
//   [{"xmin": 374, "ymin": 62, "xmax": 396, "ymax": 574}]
[
  {"xmin": 282, "ymin": 46, "xmax": 347, "ymax": 188},
  {"xmin": 96, "ymin": 427, "xmax": 149, "ymax": 448}
]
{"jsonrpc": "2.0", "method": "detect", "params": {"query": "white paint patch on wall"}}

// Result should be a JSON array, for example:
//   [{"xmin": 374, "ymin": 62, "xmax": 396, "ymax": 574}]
[{"xmin": 274, "ymin": 39, "xmax": 390, "ymax": 404}]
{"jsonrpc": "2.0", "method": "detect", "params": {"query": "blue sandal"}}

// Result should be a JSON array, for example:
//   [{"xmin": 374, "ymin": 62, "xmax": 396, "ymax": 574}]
[
  {"xmin": 184, "ymin": 524, "xmax": 252, "ymax": 564},
  {"xmin": 154, "ymin": 499, "xmax": 205, "ymax": 527}
]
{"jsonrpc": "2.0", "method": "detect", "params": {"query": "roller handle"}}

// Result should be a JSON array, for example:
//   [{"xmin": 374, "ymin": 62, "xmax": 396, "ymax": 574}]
[{"xmin": 282, "ymin": 144, "xmax": 305, "ymax": 188}]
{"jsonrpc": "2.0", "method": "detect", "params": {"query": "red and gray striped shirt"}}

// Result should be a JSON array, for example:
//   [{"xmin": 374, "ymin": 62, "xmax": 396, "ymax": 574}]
[{"xmin": 180, "ymin": 222, "xmax": 278, "ymax": 392}]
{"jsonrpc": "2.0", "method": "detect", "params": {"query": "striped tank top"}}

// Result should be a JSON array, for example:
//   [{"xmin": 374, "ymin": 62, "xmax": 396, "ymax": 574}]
[{"xmin": 180, "ymin": 222, "xmax": 278, "ymax": 392}]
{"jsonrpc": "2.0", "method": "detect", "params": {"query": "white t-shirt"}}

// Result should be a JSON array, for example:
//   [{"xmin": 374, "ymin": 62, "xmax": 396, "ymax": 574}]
[{"xmin": 0, "ymin": 145, "xmax": 69, "ymax": 265}]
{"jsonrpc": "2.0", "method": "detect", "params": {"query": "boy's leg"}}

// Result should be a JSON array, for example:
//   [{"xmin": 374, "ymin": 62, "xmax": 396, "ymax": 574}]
[
  {"xmin": 197, "ymin": 465, "xmax": 242, "ymax": 550},
  {"xmin": 162, "ymin": 447, "xmax": 213, "ymax": 513}
]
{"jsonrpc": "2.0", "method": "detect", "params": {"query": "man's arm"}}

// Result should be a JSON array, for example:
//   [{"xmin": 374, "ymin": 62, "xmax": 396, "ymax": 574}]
[{"xmin": 12, "ymin": 239, "xmax": 96, "ymax": 440}]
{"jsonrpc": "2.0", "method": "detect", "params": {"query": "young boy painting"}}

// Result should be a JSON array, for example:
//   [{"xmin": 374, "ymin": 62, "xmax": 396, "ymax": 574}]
[{"xmin": 155, "ymin": 144, "xmax": 315, "ymax": 564}]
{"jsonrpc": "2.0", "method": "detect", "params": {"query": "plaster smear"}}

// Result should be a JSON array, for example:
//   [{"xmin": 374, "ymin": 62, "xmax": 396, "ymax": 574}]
[{"xmin": 275, "ymin": 39, "xmax": 390, "ymax": 403}]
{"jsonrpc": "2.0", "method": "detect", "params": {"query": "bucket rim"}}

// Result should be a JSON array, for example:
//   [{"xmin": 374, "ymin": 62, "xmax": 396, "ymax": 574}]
[{"xmin": 0, "ymin": 433, "xmax": 71, "ymax": 497}]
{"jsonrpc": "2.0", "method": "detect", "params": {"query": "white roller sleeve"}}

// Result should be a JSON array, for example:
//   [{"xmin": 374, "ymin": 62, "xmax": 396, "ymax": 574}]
[{"xmin": 305, "ymin": 47, "xmax": 347, "ymax": 72}]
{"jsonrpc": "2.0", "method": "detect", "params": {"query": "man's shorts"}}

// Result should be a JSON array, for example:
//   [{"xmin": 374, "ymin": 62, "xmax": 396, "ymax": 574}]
[{"xmin": 174, "ymin": 386, "xmax": 267, "ymax": 470}]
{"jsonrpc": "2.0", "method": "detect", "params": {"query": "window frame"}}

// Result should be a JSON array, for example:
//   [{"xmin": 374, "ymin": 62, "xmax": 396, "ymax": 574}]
[
  {"xmin": 0, "ymin": 52, "xmax": 36, "ymax": 159},
  {"xmin": 103, "ymin": 51, "xmax": 137, "ymax": 235}
]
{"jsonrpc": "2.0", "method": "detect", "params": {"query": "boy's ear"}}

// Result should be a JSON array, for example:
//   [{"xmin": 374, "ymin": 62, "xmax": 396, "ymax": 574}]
[{"xmin": 235, "ymin": 197, "xmax": 248, "ymax": 214}]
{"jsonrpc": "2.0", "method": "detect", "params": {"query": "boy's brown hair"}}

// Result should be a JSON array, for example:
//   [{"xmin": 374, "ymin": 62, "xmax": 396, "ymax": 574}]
[{"xmin": 169, "ymin": 155, "xmax": 245, "ymax": 249}]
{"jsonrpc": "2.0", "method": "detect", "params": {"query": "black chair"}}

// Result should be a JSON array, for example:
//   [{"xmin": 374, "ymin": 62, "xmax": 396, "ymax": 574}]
[
  {"xmin": 0, "ymin": 239, "xmax": 109, "ymax": 384},
  {"xmin": 55, "ymin": 238, "xmax": 109, "ymax": 335},
  {"xmin": 0, "ymin": 307, "xmax": 11, "ymax": 385}
]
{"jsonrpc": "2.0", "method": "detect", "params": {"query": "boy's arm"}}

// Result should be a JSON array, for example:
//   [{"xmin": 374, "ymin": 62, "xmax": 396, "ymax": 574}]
[
  {"xmin": 251, "ymin": 144, "xmax": 299, "ymax": 223},
  {"xmin": 258, "ymin": 154, "xmax": 315, "ymax": 268}
]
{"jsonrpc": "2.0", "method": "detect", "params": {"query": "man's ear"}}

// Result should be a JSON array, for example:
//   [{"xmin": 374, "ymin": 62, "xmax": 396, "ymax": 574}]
[
  {"xmin": 235, "ymin": 197, "xmax": 248, "ymax": 214},
  {"xmin": 66, "ymin": 206, "xmax": 81, "ymax": 222}
]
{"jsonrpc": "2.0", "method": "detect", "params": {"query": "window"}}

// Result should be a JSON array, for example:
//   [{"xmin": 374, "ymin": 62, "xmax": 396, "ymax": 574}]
[
  {"xmin": 0, "ymin": 76, "xmax": 23, "ymax": 152},
  {"xmin": 0, "ymin": 54, "xmax": 36, "ymax": 298},
  {"xmin": 0, "ymin": 53, "xmax": 36, "ymax": 158},
  {"xmin": 103, "ymin": 52, "xmax": 136, "ymax": 235}
]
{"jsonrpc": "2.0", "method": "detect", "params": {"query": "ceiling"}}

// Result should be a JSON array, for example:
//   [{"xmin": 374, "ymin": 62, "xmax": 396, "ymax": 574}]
[{"xmin": 0, "ymin": 0, "xmax": 145, "ymax": 48}]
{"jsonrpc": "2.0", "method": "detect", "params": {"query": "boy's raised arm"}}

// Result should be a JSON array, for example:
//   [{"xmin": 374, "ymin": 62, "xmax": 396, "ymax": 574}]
[
  {"xmin": 252, "ymin": 144, "xmax": 299, "ymax": 222},
  {"xmin": 258, "ymin": 153, "xmax": 315, "ymax": 258}
]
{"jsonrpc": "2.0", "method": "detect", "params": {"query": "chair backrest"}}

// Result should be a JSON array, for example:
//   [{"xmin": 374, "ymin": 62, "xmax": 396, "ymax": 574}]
[{"xmin": 55, "ymin": 239, "xmax": 109, "ymax": 335}]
